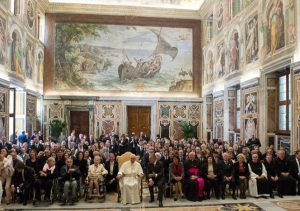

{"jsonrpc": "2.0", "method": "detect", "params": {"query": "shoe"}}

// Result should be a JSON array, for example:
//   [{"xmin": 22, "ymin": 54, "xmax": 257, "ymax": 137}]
[
  {"xmin": 278, "ymin": 194, "xmax": 283, "ymax": 198},
  {"xmin": 70, "ymin": 200, "xmax": 75, "ymax": 205},
  {"xmin": 159, "ymin": 201, "xmax": 163, "ymax": 207},
  {"xmin": 270, "ymin": 194, "xmax": 274, "ymax": 199},
  {"xmin": 216, "ymin": 196, "xmax": 220, "ymax": 200},
  {"xmin": 149, "ymin": 199, "xmax": 154, "ymax": 203},
  {"xmin": 22, "ymin": 201, "xmax": 27, "ymax": 206},
  {"xmin": 232, "ymin": 195, "xmax": 237, "ymax": 200},
  {"xmin": 174, "ymin": 198, "xmax": 177, "ymax": 201},
  {"xmin": 297, "ymin": 192, "xmax": 300, "ymax": 196},
  {"xmin": 221, "ymin": 195, "xmax": 225, "ymax": 200}
]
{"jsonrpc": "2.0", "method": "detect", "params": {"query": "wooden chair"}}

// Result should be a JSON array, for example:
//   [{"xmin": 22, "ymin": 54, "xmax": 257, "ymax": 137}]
[{"xmin": 116, "ymin": 152, "xmax": 142, "ymax": 202}]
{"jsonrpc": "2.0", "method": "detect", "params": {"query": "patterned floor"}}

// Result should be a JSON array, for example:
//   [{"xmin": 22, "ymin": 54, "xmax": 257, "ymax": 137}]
[{"xmin": 4, "ymin": 193, "xmax": 300, "ymax": 211}]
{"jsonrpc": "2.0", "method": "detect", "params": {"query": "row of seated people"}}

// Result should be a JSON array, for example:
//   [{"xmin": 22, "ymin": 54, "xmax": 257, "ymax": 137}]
[
  {"xmin": 0, "ymin": 150, "xmax": 117, "ymax": 206},
  {"xmin": 0, "ymin": 146, "xmax": 299, "ymax": 207},
  {"xmin": 171, "ymin": 149, "xmax": 300, "ymax": 202}
]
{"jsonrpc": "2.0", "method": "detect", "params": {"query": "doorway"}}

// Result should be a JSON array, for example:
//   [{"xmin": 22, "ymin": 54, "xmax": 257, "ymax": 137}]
[
  {"xmin": 127, "ymin": 106, "xmax": 151, "ymax": 137},
  {"xmin": 70, "ymin": 111, "xmax": 89, "ymax": 137}
]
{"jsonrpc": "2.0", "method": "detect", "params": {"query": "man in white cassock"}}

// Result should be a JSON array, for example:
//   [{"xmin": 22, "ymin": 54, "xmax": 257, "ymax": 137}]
[{"xmin": 117, "ymin": 154, "xmax": 144, "ymax": 204}]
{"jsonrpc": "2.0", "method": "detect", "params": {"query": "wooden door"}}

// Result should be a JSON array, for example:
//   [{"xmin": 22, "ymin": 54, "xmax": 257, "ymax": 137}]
[
  {"xmin": 70, "ymin": 111, "xmax": 89, "ymax": 137},
  {"xmin": 127, "ymin": 106, "xmax": 151, "ymax": 137}
]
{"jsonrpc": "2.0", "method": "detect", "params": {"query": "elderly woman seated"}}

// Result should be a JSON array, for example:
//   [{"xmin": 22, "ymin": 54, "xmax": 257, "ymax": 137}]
[{"xmin": 87, "ymin": 155, "xmax": 108, "ymax": 199}]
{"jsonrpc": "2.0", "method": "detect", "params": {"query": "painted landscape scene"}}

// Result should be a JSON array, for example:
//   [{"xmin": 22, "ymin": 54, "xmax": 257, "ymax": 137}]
[{"xmin": 54, "ymin": 23, "xmax": 193, "ymax": 92}]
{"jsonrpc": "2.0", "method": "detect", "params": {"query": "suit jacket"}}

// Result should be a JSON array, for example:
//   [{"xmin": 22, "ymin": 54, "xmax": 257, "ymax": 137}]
[
  {"xmin": 289, "ymin": 158, "xmax": 300, "ymax": 179},
  {"xmin": 29, "ymin": 144, "xmax": 44, "ymax": 153},
  {"xmin": 60, "ymin": 165, "xmax": 81, "ymax": 181},
  {"xmin": 146, "ymin": 160, "xmax": 165, "ymax": 185},
  {"xmin": 105, "ymin": 160, "xmax": 118, "ymax": 180},
  {"xmin": 218, "ymin": 160, "xmax": 234, "ymax": 179},
  {"xmin": 12, "ymin": 166, "xmax": 35, "ymax": 187},
  {"xmin": 264, "ymin": 159, "xmax": 277, "ymax": 178}
]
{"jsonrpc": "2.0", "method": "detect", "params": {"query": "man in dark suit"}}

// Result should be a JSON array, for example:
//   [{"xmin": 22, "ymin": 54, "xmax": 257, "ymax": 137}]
[
  {"xmin": 105, "ymin": 153, "xmax": 118, "ymax": 192},
  {"xmin": 246, "ymin": 134, "xmax": 261, "ymax": 150},
  {"xmin": 290, "ymin": 150, "xmax": 300, "ymax": 195},
  {"xmin": 11, "ymin": 162, "xmax": 35, "ymax": 205},
  {"xmin": 29, "ymin": 137, "xmax": 44, "ymax": 153},
  {"xmin": 219, "ymin": 152, "xmax": 236, "ymax": 200},
  {"xmin": 146, "ymin": 153, "xmax": 165, "ymax": 207}
]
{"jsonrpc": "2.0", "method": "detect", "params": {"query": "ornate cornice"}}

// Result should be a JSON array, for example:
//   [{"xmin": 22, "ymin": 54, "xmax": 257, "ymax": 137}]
[{"xmin": 46, "ymin": 3, "xmax": 201, "ymax": 19}]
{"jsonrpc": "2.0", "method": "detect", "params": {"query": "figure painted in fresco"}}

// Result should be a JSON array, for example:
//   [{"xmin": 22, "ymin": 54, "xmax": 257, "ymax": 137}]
[
  {"xmin": 244, "ymin": 118, "xmax": 257, "ymax": 143},
  {"xmin": 25, "ymin": 40, "xmax": 34, "ymax": 79},
  {"xmin": 0, "ymin": 16, "xmax": 5, "ymax": 65},
  {"xmin": 0, "ymin": 117, "xmax": 5, "ymax": 140},
  {"xmin": 207, "ymin": 50, "xmax": 214, "ymax": 83},
  {"xmin": 268, "ymin": 0, "xmax": 284, "ymax": 55},
  {"xmin": 26, "ymin": 0, "xmax": 34, "ymax": 28},
  {"xmin": 216, "ymin": 3, "xmax": 224, "ymax": 30},
  {"xmin": 246, "ymin": 16, "xmax": 258, "ymax": 63},
  {"xmin": 37, "ymin": 52, "xmax": 43, "ymax": 83},
  {"xmin": 11, "ymin": 31, "xmax": 22, "ymax": 75},
  {"xmin": 230, "ymin": 31, "xmax": 239, "ymax": 72},
  {"xmin": 245, "ymin": 93, "xmax": 257, "ymax": 114},
  {"xmin": 216, "ymin": 44, "xmax": 225, "ymax": 78}
]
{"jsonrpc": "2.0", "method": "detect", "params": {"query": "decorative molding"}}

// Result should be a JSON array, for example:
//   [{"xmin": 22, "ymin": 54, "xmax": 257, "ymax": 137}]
[
  {"xmin": 46, "ymin": 3, "xmax": 201, "ymax": 20},
  {"xmin": 292, "ymin": 61, "xmax": 300, "ymax": 74},
  {"xmin": 240, "ymin": 77, "xmax": 259, "ymax": 89},
  {"xmin": 261, "ymin": 58, "xmax": 292, "ymax": 75}
]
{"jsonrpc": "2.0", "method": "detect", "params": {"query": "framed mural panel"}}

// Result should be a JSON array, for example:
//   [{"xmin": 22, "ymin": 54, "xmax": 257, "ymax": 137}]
[
  {"xmin": 243, "ymin": 118, "xmax": 258, "ymax": 143},
  {"xmin": 45, "ymin": 14, "xmax": 201, "ymax": 97},
  {"xmin": 241, "ymin": 86, "xmax": 259, "ymax": 117},
  {"xmin": 0, "ymin": 116, "xmax": 5, "ymax": 139},
  {"xmin": 0, "ymin": 87, "xmax": 8, "ymax": 115}
]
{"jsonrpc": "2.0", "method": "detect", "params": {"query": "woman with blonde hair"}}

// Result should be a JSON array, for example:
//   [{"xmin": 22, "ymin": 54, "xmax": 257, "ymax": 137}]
[{"xmin": 234, "ymin": 153, "xmax": 249, "ymax": 199}]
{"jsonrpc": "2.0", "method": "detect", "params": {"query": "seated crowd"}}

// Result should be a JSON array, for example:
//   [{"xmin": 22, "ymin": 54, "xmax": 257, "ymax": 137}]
[{"xmin": 0, "ymin": 130, "xmax": 299, "ymax": 207}]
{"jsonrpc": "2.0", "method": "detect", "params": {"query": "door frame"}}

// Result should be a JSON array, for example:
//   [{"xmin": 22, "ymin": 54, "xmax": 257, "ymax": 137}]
[
  {"xmin": 65, "ymin": 105, "xmax": 94, "ymax": 136},
  {"xmin": 122, "ymin": 101, "xmax": 157, "ymax": 140}
]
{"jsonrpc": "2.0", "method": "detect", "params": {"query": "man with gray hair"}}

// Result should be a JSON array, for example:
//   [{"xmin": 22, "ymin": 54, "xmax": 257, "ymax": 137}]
[{"xmin": 147, "ymin": 153, "xmax": 164, "ymax": 207}]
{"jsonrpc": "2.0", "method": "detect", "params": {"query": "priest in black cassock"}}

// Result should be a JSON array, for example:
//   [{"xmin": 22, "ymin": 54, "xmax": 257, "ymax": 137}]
[
  {"xmin": 274, "ymin": 149, "xmax": 296, "ymax": 196},
  {"xmin": 248, "ymin": 153, "xmax": 269, "ymax": 197},
  {"xmin": 184, "ymin": 152, "xmax": 205, "ymax": 201}
]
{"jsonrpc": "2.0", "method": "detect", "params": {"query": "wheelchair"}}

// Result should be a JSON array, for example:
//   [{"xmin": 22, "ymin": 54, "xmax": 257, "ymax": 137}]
[
  {"xmin": 84, "ymin": 176, "xmax": 106, "ymax": 202},
  {"xmin": 56, "ymin": 177, "xmax": 81, "ymax": 204},
  {"xmin": 32, "ymin": 178, "xmax": 56, "ymax": 205}
]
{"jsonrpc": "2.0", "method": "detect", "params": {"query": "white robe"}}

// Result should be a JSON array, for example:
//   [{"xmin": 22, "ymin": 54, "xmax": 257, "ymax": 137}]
[
  {"xmin": 118, "ymin": 160, "xmax": 143, "ymax": 204},
  {"xmin": 248, "ymin": 162, "xmax": 268, "ymax": 197}
]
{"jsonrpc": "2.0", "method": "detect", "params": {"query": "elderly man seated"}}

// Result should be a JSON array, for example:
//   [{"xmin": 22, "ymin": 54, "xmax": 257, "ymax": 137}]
[
  {"xmin": 117, "ymin": 154, "xmax": 144, "ymax": 205},
  {"xmin": 87, "ymin": 155, "xmax": 108, "ymax": 199}
]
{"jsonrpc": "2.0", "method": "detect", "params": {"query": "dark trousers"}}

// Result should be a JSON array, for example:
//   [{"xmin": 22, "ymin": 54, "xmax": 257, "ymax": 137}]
[
  {"xmin": 34, "ymin": 179, "xmax": 53, "ymax": 199},
  {"xmin": 17, "ymin": 183, "xmax": 32, "ymax": 203},
  {"xmin": 149, "ymin": 181, "xmax": 164, "ymax": 202},
  {"xmin": 278, "ymin": 176, "xmax": 296, "ymax": 195},
  {"xmin": 221, "ymin": 179, "xmax": 236, "ymax": 197},
  {"xmin": 205, "ymin": 178, "xmax": 220, "ymax": 198}
]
